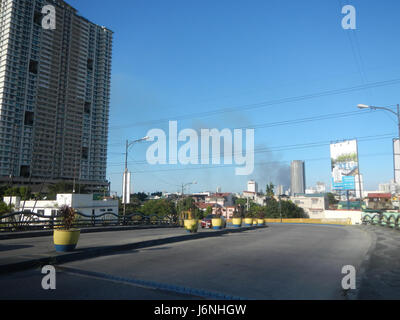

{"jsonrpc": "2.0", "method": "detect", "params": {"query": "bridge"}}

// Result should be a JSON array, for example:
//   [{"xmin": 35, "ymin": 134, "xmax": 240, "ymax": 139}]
[{"xmin": 0, "ymin": 217, "xmax": 399, "ymax": 299}]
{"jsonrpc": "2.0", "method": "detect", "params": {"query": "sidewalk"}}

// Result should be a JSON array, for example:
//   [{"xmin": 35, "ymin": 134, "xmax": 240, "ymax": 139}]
[{"xmin": 0, "ymin": 225, "xmax": 260, "ymax": 274}]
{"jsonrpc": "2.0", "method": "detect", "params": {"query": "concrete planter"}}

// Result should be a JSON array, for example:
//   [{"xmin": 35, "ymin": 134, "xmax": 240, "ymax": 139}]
[
  {"xmin": 244, "ymin": 218, "xmax": 253, "ymax": 226},
  {"xmin": 53, "ymin": 229, "xmax": 80, "ymax": 252},
  {"xmin": 232, "ymin": 218, "xmax": 242, "ymax": 227},
  {"xmin": 211, "ymin": 218, "xmax": 223, "ymax": 230},
  {"xmin": 184, "ymin": 219, "xmax": 198, "ymax": 233}
]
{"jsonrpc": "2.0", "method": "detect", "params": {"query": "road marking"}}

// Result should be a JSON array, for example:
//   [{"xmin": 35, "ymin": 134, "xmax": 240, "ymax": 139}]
[{"xmin": 57, "ymin": 266, "xmax": 247, "ymax": 300}]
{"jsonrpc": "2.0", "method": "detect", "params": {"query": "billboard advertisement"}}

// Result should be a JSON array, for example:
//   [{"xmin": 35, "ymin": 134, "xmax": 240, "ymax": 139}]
[
  {"xmin": 122, "ymin": 171, "xmax": 131, "ymax": 204},
  {"xmin": 393, "ymin": 138, "xmax": 400, "ymax": 184},
  {"xmin": 330, "ymin": 140, "xmax": 359, "ymax": 191}
]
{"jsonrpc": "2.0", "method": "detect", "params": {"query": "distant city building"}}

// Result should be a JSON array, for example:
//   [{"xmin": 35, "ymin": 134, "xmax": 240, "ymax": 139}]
[
  {"xmin": 290, "ymin": 194, "xmax": 328, "ymax": 217},
  {"xmin": 316, "ymin": 182, "xmax": 326, "ymax": 193},
  {"xmin": 216, "ymin": 186, "xmax": 222, "ymax": 193},
  {"xmin": 247, "ymin": 180, "xmax": 258, "ymax": 193},
  {"xmin": 4, "ymin": 193, "xmax": 118, "ymax": 217},
  {"xmin": 275, "ymin": 185, "xmax": 284, "ymax": 196},
  {"xmin": 290, "ymin": 160, "xmax": 306, "ymax": 195},
  {"xmin": 305, "ymin": 182, "xmax": 327, "ymax": 194},
  {"xmin": 0, "ymin": 0, "xmax": 113, "ymax": 192},
  {"xmin": 205, "ymin": 193, "xmax": 233, "ymax": 207}
]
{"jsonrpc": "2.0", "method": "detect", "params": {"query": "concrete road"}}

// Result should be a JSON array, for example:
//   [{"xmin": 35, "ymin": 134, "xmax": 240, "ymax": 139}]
[
  {"xmin": 0, "ymin": 226, "xmax": 217, "ymax": 268},
  {"xmin": 0, "ymin": 224, "xmax": 375, "ymax": 299}
]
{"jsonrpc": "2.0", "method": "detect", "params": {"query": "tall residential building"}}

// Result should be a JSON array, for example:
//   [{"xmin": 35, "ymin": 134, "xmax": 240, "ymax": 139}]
[
  {"xmin": 290, "ymin": 160, "xmax": 305, "ymax": 195},
  {"xmin": 247, "ymin": 180, "xmax": 258, "ymax": 193},
  {"xmin": 0, "ymin": 0, "xmax": 113, "ymax": 191}
]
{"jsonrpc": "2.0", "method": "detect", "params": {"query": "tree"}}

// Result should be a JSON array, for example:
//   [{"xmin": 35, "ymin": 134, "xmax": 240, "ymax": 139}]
[
  {"xmin": 265, "ymin": 183, "xmax": 275, "ymax": 198},
  {"xmin": 47, "ymin": 182, "xmax": 88, "ymax": 200},
  {"xmin": 263, "ymin": 198, "xmax": 306, "ymax": 219},
  {"xmin": 177, "ymin": 197, "xmax": 204, "ymax": 220},
  {"xmin": 0, "ymin": 201, "xmax": 12, "ymax": 216},
  {"xmin": 205, "ymin": 205, "xmax": 213, "ymax": 216},
  {"xmin": 327, "ymin": 192, "xmax": 339, "ymax": 206},
  {"xmin": 3, "ymin": 186, "xmax": 32, "ymax": 200},
  {"xmin": 139, "ymin": 199, "xmax": 177, "ymax": 220}
]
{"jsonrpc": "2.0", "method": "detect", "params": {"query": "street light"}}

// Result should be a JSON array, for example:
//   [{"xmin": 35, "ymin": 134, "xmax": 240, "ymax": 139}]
[
  {"xmin": 122, "ymin": 136, "xmax": 150, "ymax": 215},
  {"xmin": 181, "ymin": 181, "xmax": 197, "ymax": 196},
  {"xmin": 357, "ymin": 103, "xmax": 400, "ymax": 211},
  {"xmin": 178, "ymin": 181, "xmax": 197, "ymax": 224}
]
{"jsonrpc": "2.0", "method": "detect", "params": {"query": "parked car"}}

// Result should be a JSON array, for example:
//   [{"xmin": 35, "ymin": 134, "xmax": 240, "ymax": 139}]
[{"xmin": 201, "ymin": 214, "xmax": 226, "ymax": 229}]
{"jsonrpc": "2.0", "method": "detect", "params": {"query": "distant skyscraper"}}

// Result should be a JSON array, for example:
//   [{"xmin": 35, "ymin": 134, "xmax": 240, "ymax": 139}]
[
  {"xmin": 247, "ymin": 180, "xmax": 258, "ymax": 193},
  {"xmin": 290, "ymin": 160, "xmax": 305, "ymax": 195},
  {"xmin": 275, "ymin": 184, "xmax": 284, "ymax": 196},
  {"xmin": 0, "ymin": 0, "xmax": 113, "ymax": 191}
]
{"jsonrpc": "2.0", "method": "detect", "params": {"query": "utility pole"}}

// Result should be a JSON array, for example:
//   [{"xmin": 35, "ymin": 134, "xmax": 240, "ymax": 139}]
[
  {"xmin": 279, "ymin": 195, "xmax": 282, "ymax": 223},
  {"xmin": 122, "ymin": 136, "xmax": 150, "ymax": 216},
  {"xmin": 358, "ymin": 104, "xmax": 400, "ymax": 213}
]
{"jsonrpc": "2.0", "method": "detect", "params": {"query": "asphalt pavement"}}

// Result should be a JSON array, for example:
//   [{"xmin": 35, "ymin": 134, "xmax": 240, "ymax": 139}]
[{"xmin": 1, "ymin": 224, "xmax": 388, "ymax": 300}]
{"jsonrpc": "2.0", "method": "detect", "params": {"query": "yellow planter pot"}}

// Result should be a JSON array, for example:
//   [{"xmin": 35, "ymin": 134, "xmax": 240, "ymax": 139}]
[
  {"xmin": 264, "ymin": 218, "xmax": 269, "ymax": 225},
  {"xmin": 184, "ymin": 219, "xmax": 198, "ymax": 233},
  {"xmin": 244, "ymin": 218, "xmax": 253, "ymax": 226},
  {"xmin": 232, "ymin": 218, "xmax": 242, "ymax": 227},
  {"xmin": 53, "ymin": 229, "xmax": 80, "ymax": 252},
  {"xmin": 257, "ymin": 218, "xmax": 265, "ymax": 226},
  {"xmin": 211, "ymin": 218, "xmax": 222, "ymax": 230},
  {"xmin": 252, "ymin": 219, "xmax": 258, "ymax": 226}
]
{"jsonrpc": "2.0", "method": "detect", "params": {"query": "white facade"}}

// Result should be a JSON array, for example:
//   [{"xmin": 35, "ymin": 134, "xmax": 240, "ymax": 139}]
[
  {"xmin": 4, "ymin": 193, "xmax": 118, "ymax": 218},
  {"xmin": 247, "ymin": 180, "xmax": 258, "ymax": 193},
  {"xmin": 290, "ymin": 194, "xmax": 327, "ymax": 217}
]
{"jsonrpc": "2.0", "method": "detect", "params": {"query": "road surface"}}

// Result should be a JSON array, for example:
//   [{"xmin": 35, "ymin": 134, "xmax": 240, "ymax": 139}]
[{"xmin": 0, "ymin": 224, "xmax": 377, "ymax": 299}]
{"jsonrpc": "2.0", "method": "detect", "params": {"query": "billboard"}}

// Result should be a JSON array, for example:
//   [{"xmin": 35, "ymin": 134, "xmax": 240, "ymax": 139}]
[
  {"xmin": 122, "ymin": 171, "xmax": 131, "ymax": 204},
  {"xmin": 393, "ymin": 139, "xmax": 400, "ymax": 184},
  {"xmin": 330, "ymin": 140, "xmax": 359, "ymax": 191}
]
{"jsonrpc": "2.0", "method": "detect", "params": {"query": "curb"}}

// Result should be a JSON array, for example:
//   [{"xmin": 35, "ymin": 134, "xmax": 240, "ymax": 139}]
[
  {"xmin": 58, "ymin": 266, "xmax": 248, "ymax": 300},
  {"xmin": 0, "ymin": 226, "xmax": 265, "ymax": 274},
  {"xmin": 0, "ymin": 224, "xmax": 179, "ymax": 240}
]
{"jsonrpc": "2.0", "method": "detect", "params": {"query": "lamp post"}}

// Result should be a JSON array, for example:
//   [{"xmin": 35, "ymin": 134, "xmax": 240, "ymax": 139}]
[
  {"xmin": 357, "ymin": 104, "xmax": 400, "ymax": 212},
  {"xmin": 178, "ymin": 181, "xmax": 197, "ymax": 223},
  {"xmin": 122, "ymin": 136, "xmax": 150, "ymax": 216}
]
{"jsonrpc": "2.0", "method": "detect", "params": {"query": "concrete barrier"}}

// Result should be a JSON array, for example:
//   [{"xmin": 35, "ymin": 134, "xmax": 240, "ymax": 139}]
[{"xmin": 264, "ymin": 218, "xmax": 351, "ymax": 225}]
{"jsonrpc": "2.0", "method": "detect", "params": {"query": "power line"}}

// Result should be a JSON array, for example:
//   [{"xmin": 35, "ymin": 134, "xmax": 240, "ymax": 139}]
[
  {"xmin": 106, "ymin": 132, "xmax": 395, "ymax": 167},
  {"xmin": 108, "ymin": 152, "xmax": 392, "ymax": 176},
  {"xmin": 109, "ymin": 78, "xmax": 400, "ymax": 130},
  {"xmin": 106, "ymin": 108, "xmax": 393, "ymax": 148}
]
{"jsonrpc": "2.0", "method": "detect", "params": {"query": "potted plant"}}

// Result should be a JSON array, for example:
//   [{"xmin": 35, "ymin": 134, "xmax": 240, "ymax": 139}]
[
  {"xmin": 244, "ymin": 211, "xmax": 253, "ymax": 226},
  {"xmin": 211, "ymin": 207, "xmax": 223, "ymax": 230},
  {"xmin": 183, "ymin": 209, "xmax": 198, "ymax": 233},
  {"xmin": 53, "ymin": 205, "xmax": 80, "ymax": 252},
  {"xmin": 232, "ymin": 206, "xmax": 242, "ymax": 227},
  {"xmin": 257, "ymin": 209, "xmax": 265, "ymax": 226}
]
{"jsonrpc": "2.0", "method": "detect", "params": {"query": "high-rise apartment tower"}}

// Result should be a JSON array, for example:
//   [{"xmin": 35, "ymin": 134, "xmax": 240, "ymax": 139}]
[{"xmin": 0, "ymin": 0, "xmax": 113, "ymax": 191}]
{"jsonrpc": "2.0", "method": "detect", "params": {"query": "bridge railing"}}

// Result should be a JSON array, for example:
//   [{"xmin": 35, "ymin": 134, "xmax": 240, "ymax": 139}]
[
  {"xmin": 0, "ymin": 210, "xmax": 178, "ymax": 232},
  {"xmin": 361, "ymin": 212, "xmax": 400, "ymax": 229}
]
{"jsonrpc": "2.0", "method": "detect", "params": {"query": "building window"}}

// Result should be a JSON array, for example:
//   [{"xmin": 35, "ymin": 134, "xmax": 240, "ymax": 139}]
[
  {"xmin": 84, "ymin": 102, "xmax": 91, "ymax": 114},
  {"xmin": 87, "ymin": 59, "xmax": 93, "ymax": 71},
  {"xmin": 82, "ymin": 147, "xmax": 88, "ymax": 159},
  {"xmin": 29, "ymin": 60, "xmax": 38, "ymax": 74},
  {"xmin": 33, "ymin": 12, "xmax": 42, "ymax": 25},
  {"xmin": 20, "ymin": 165, "xmax": 30, "ymax": 178},
  {"xmin": 24, "ymin": 111, "xmax": 34, "ymax": 126}
]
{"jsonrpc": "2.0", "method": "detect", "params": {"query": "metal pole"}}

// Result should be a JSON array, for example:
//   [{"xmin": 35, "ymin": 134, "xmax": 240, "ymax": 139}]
[
  {"xmin": 123, "ymin": 140, "xmax": 128, "ymax": 216},
  {"xmin": 279, "ymin": 195, "xmax": 282, "ymax": 223},
  {"xmin": 397, "ymin": 104, "xmax": 400, "ymax": 213}
]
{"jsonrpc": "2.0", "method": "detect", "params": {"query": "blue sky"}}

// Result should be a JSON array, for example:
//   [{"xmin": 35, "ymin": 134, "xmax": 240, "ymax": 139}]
[{"xmin": 68, "ymin": 0, "xmax": 400, "ymax": 195}]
